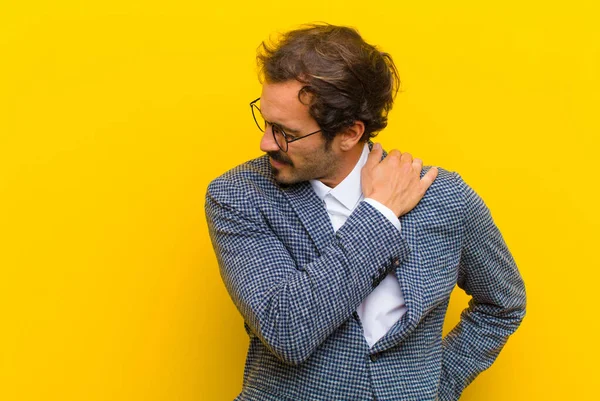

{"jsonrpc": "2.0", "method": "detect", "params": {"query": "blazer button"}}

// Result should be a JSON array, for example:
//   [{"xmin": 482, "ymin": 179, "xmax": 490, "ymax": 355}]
[
  {"xmin": 370, "ymin": 354, "xmax": 377, "ymax": 362},
  {"xmin": 393, "ymin": 258, "xmax": 400, "ymax": 266}
]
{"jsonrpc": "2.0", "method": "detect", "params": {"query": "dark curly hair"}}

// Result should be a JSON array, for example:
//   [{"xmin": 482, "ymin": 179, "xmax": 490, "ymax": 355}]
[{"xmin": 257, "ymin": 23, "xmax": 400, "ymax": 143}]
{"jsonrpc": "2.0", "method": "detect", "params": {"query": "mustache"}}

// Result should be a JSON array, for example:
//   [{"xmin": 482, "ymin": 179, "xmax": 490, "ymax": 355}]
[{"xmin": 267, "ymin": 151, "xmax": 293, "ymax": 166}]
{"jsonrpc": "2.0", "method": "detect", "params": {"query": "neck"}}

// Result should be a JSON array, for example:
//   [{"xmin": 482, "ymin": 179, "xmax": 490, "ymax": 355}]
[{"xmin": 318, "ymin": 143, "xmax": 364, "ymax": 188}]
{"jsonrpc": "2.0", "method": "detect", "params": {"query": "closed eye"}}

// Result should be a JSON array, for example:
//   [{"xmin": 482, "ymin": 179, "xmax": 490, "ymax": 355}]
[{"xmin": 268, "ymin": 122, "xmax": 296, "ymax": 139}]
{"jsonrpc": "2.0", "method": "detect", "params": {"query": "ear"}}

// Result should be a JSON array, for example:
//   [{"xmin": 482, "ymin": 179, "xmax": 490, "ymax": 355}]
[{"xmin": 337, "ymin": 120, "xmax": 365, "ymax": 151}]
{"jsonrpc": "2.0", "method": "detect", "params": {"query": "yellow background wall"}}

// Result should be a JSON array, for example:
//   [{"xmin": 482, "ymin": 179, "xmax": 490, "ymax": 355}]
[{"xmin": 1, "ymin": 1, "xmax": 598, "ymax": 400}]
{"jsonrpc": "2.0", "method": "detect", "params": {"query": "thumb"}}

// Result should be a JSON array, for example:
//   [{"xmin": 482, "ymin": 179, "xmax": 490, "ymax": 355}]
[{"xmin": 364, "ymin": 143, "xmax": 382, "ymax": 170}]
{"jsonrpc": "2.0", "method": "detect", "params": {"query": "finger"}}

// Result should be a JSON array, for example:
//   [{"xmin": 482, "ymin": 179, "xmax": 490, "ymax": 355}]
[
  {"xmin": 385, "ymin": 149, "xmax": 402, "ymax": 163},
  {"xmin": 412, "ymin": 158, "xmax": 423, "ymax": 172},
  {"xmin": 365, "ymin": 143, "xmax": 383, "ymax": 169},
  {"xmin": 419, "ymin": 166, "xmax": 439, "ymax": 191},
  {"xmin": 400, "ymin": 152, "xmax": 413, "ymax": 165}
]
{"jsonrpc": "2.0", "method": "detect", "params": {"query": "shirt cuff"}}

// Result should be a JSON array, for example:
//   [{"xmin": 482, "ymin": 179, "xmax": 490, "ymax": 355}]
[{"xmin": 364, "ymin": 198, "xmax": 401, "ymax": 232}]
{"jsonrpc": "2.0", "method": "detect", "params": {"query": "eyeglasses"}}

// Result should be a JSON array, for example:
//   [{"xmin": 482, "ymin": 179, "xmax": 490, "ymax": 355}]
[{"xmin": 250, "ymin": 97, "xmax": 322, "ymax": 153}]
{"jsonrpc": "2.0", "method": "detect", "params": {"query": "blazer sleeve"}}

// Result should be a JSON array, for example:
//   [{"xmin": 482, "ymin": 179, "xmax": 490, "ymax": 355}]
[
  {"xmin": 438, "ymin": 173, "xmax": 527, "ymax": 401},
  {"xmin": 205, "ymin": 178, "xmax": 411, "ymax": 366}
]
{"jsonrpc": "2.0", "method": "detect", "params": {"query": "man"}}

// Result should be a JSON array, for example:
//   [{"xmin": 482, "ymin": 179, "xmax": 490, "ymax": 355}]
[{"xmin": 205, "ymin": 23, "xmax": 526, "ymax": 401}]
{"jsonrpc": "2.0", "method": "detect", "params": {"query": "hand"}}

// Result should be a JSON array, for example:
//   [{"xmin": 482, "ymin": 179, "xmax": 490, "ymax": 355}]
[{"xmin": 361, "ymin": 143, "xmax": 438, "ymax": 217}]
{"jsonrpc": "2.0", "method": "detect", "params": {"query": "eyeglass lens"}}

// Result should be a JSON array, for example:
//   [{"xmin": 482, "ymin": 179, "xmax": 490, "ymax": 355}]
[{"xmin": 251, "ymin": 103, "xmax": 288, "ymax": 152}]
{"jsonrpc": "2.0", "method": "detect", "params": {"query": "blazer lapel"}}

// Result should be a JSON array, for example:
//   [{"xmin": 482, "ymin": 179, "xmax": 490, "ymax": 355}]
[
  {"xmin": 282, "ymin": 182, "xmax": 335, "ymax": 255},
  {"xmin": 371, "ymin": 194, "xmax": 425, "ymax": 354}
]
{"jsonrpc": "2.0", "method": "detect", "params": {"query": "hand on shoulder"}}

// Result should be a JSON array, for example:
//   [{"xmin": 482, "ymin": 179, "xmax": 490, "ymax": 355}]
[{"xmin": 361, "ymin": 143, "xmax": 438, "ymax": 217}]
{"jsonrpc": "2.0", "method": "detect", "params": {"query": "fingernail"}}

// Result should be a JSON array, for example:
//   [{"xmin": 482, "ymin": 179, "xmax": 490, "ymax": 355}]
[{"xmin": 374, "ymin": 143, "xmax": 381, "ymax": 150}]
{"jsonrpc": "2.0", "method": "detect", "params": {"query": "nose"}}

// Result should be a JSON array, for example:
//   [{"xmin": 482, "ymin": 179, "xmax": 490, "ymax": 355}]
[{"xmin": 260, "ymin": 129, "xmax": 280, "ymax": 153}]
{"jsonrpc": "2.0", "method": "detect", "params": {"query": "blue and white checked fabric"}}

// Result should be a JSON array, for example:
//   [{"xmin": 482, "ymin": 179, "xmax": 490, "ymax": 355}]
[{"xmin": 205, "ymin": 147, "xmax": 526, "ymax": 401}]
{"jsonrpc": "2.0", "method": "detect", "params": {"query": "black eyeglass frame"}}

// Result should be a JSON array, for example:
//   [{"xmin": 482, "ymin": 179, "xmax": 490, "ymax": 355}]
[{"xmin": 250, "ymin": 97, "xmax": 322, "ymax": 153}]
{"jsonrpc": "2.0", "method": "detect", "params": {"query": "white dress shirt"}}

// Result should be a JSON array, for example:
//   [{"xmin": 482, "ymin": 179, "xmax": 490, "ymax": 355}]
[{"xmin": 309, "ymin": 143, "xmax": 408, "ymax": 347}]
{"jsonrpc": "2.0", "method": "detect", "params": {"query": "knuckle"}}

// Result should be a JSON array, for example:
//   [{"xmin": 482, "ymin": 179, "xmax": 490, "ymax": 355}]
[
  {"xmin": 388, "ymin": 149, "xmax": 401, "ymax": 158},
  {"xmin": 386, "ymin": 154, "xmax": 400, "ymax": 165},
  {"xmin": 400, "ymin": 160, "xmax": 411, "ymax": 171}
]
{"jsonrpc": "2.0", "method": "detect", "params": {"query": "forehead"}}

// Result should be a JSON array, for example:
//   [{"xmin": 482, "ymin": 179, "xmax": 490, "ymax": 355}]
[{"xmin": 259, "ymin": 80, "xmax": 312, "ymax": 124}]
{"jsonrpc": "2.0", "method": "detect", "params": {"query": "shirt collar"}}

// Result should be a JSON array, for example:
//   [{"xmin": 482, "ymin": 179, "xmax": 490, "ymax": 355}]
[{"xmin": 309, "ymin": 142, "xmax": 370, "ymax": 210}]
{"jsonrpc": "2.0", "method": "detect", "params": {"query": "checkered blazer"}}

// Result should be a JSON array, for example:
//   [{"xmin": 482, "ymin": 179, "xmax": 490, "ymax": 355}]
[{"xmin": 205, "ymin": 147, "xmax": 526, "ymax": 401}]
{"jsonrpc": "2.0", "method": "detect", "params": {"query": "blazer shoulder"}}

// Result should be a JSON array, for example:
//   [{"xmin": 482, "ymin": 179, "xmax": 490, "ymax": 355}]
[
  {"xmin": 205, "ymin": 156, "xmax": 287, "ymax": 216},
  {"xmin": 207, "ymin": 155, "xmax": 275, "ymax": 192},
  {"xmin": 411, "ymin": 166, "xmax": 474, "ymax": 226},
  {"xmin": 420, "ymin": 166, "xmax": 463, "ymax": 199},
  {"xmin": 418, "ymin": 166, "xmax": 494, "ymax": 228}
]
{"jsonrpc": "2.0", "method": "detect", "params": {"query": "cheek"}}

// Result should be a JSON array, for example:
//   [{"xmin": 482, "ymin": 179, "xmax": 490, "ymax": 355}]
[
  {"xmin": 289, "ymin": 142, "xmax": 330, "ymax": 170},
  {"xmin": 291, "ymin": 151, "xmax": 313, "ymax": 169}
]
